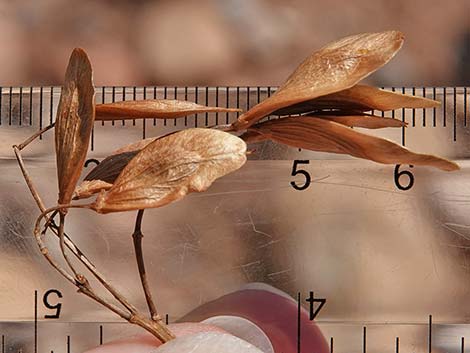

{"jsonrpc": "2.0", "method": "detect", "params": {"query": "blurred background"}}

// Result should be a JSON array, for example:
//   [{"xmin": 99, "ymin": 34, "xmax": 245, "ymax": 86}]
[{"xmin": 0, "ymin": 0, "xmax": 468, "ymax": 87}]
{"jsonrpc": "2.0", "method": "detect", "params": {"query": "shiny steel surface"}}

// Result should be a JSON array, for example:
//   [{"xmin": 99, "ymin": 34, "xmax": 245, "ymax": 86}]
[{"xmin": 0, "ymin": 86, "xmax": 469, "ymax": 352}]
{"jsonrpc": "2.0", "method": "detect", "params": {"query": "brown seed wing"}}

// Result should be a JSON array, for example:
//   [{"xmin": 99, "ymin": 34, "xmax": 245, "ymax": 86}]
[
  {"xmin": 239, "ymin": 130, "xmax": 269, "ymax": 144},
  {"xmin": 111, "ymin": 137, "xmax": 157, "ymax": 155},
  {"xmin": 95, "ymin": 99, "xmax": 241, "ymax": 121},
  {"xmin": 91, "ymin": 128, "xmax": 247, "ymax": 213},
  {"xmin": 314, "ymin": 115, "xmax": 407, "ymax": 129},
  {"xmin": 249, "ymin": 117, "xmax": 459, "ymax": 171},
  {"xmin": 55, "ymin": 48, "xmax": 95, "ymax": 205},
  {"xmin": 73, "ymin": 180, "xmax": 113, "ymax": 200},
  {"xmin": 74, "ymin": 133, "xmax": 179, "ymax": 199},
  {"xmin": 273, "ymin": 84, "xmax": 440, "ymax": 116},
  {"xmin": 232, "ymin": 31, "xmax": 404, "ymax": 130},
  {"xmin": 84, "ymin": 151, "xmax": 140, "ymax": 184}
]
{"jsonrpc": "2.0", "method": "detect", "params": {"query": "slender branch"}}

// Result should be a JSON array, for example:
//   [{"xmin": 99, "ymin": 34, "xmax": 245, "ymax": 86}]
[
  {"xmin": 132, "ymin": 210, "xmax": 160, "ymax": 321},
  {"xmin": 14, "ymin": 128, "xmax": 176, "ymax": 343},
  {"xmin": 16, "ymin": 123, "xmax": 55, "ymax": 151},
  {"xmin": 13, "ymin": 146, "xmax": 47, "ymax": 212},
  {"xmin": 14, "ymin": 141, "xmax": 142, "ymax": 314},
  {"xmin": 34, "ymin": 206, "xmax": 175, "ymax": 342},
  {"xmin": 58, "ymin": 213, "xmax": 80, "ymax": 278}
]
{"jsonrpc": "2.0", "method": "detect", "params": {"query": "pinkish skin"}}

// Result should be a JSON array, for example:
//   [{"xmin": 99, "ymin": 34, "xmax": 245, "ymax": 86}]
[
  {"xmin": 178, "ymin": 284, "xmax": 329, "ymax": 353},
  {"xmin": 84, "ymin": 284, "xmax": 329, "ymax": 353}
]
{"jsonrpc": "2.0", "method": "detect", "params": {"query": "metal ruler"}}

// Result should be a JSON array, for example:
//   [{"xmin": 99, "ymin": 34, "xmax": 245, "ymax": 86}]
[{"xmin": 1, "ymin": 86, "xmax": 469, "ymax": 353}]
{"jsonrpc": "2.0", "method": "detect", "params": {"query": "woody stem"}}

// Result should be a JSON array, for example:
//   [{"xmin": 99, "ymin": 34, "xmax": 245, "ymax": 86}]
[{"xmin": 132, "ymin": 210, "xmax": 168, "ymax": 329}]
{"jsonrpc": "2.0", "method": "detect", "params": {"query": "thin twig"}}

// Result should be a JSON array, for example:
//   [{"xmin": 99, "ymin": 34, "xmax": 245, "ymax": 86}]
[
  {"xmin": 132, "ymin": 210, "xmax": 161, "ymax": 322},
  {"xmin": 16, "ymin": 123, "xmax": 55, "ymax": 151},
  {"xmin": 15, "ymin": 126, "xmax": 175, "ymax": 343},
  {"xmin": 58, "ymin": 213, "xmax": 80, "ymax": 278},
  {"xmin": 34, "ymin": 206, "xmax": 175, "ymax": 342},
  {"xmin": 14, "ymin": 131, "xmax": 141, "ymax": 313}
]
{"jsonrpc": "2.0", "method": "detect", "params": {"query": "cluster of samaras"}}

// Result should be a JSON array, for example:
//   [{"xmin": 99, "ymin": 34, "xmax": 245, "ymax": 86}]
[
  {"xmin": 59, "ymin": 30, "xmax": 458, "ymax": 215},
  {"xmin": 14, "ymin": 29, "xmax": 460, "ymax": 345}
]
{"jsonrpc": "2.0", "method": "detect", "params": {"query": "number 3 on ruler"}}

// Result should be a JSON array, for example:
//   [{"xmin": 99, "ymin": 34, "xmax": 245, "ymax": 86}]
[
  {"xmin": 290, "ymin": 160, "xmax": 311, "ymax": 190},
  {"xmin": 43, "ymin": 289, "xmax": 63, "ymax": 319}
]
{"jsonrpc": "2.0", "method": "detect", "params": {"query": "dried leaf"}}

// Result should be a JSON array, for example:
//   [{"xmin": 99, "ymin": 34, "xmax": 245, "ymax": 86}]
[
  {"xmin": 273, "ymin": 84, "xmax": 440, "ymax": 116},
  {"xmin": 91, "ymin": 128, "xmax": 247, "ymax": 213},
  {"xmin": 248, "ymin": 117, "xmax": 459, "ymax": 171},
  {"xmin": 315, "ymin": 115, "xmax": 407, "ymax": 129},
  {"xmin": 232, "ymin": 31, "xmax": 404, "ymax": 130},
  {"xmin": 111, "ymin": 137, "xmax": 157, "ymax": 155},
  {"xmin": 73, "ymin": 180, "xmax": 113, "ymax": 200},
  {"xmin": 55, "ymin": 48, "xmax": 95, "ymax": 205},
  {"xmin": 95, "ymin": 99, "xmax": 241, "ymax": 121}
]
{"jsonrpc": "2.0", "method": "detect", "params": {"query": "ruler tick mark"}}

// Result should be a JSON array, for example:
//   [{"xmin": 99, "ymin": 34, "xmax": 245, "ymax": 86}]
[
  {"xmin": 297, "ymin": 292, "xmax": 301, "ymax": 353},
  {"xmin": 422, "ymin": 87, "xmax": 426, "ymax": 127},
  {"xmin": 225, "ymin": 87, "xmax": 229, "ymax": 124},
  {"xmin": 49, "ymin": 87, "xmax": 53, "ymax": 125},
  {"xmin": 215, "ymin": 86, "xmax": 219, "ymax": 125},
  {"xmin": 19, "ymin": 87, "xmax": 23, "ymax": 126},
  {"xmin": 29, "ymin": 86, "xmax": 33, "ymax": 126},
  {"xmin": 39, "ymin": 87, "xmax": 43, "ymax": 139},
  {"xmin": 205, "ymin": 86, "xmax": 209, "ymax": 126},
  {"xmin": 443, "ymin": 87, "xmax": 447, "ymax": 127},
  {"xmin": 363, "ymin": 326, "xmax": 367, "ymax": 353},
  {"xmin": 174, "ymin": 86, "xmax": 178, "ymax": 126},
  {"xmin": 195, "ymin": 86, "xmax": 199, "ymax": 127},
  {"xmin": 9, "ymin": 87, "xmax": 12, "ymax": 125},
  {"xmin": 464, "ymin": 87, "xmax": 467, "ymax": 127},
  {"xmin": 453, "ymin": 87, "xmax": 457, "ymax": 141},
  {"xmin": 428, "ymin": 314, "xmax": 432, "ymax": 353},
  {"xmin": 34, "ymin": 290, "xmax": 38, "ymax": 353}
]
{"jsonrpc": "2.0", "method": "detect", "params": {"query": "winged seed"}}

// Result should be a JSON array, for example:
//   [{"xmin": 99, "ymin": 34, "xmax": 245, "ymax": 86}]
[
  {"xmin": 55, "ymin": 48, "xmax": 95, "ymax": 205},
  {"xmin": 91, "ymin": 128, "xmax": 247, "ymax": 213}
]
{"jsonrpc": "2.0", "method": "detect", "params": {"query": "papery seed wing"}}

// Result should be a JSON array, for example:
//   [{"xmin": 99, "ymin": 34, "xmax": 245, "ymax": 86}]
[
  {"xmin": 273, "ymin": 85, "xmax": 440, "ymax": 116},
  {"xmin": 91, "ymin": 128, "xmax": 247, "ymax": 213},
  {"xmin": 239, "ymin": 130, "xmax": 269, "ymax": 144},
  {"xmin": 73, "ymin": 151, "xmax": 140, "ymax": 200},
  {"xmin": 232, "ymin": 31, "xmax": 404, "ymax": 130},
  {"xmin": 240, "ymin": 114, "xmax": 404, "ymax": 143},
  {"xmin": 84, "ymin": 151, "xmax": 140, "ymax": 184},
  {"xmin": 249, "ymin": 117, "xmax": 459, "ymax": 171},
  {"xmin": 73, "ymin": 180, "xmax": 113, "ymax": 200},
  {"xmin": 111, "ymin": 137, "xmax": 157, "ymax": 155},
  {"xmin": 55, "ymin": 48, "xmax": 95, "ymax": 205},
  {"xmin": 74, "ymin": 134, "xmax": 178, "ymax": 199},
  {"xmin": 314, "ymin": 115, "xmax": 407, "ymax": 129},
  {"xmin": 96, "ymin": 99, "xmax": 241, "ymax": 121}
]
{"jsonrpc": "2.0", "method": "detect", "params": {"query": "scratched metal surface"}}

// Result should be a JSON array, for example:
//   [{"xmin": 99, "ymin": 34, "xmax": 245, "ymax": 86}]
[{"xmin": 0, "ymin": 86, "xmax": 470, "ymax": 353}]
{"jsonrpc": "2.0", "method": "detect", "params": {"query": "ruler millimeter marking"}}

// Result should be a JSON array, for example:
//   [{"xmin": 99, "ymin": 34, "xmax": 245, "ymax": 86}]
[{"xmin": 1, "ymin": 86, "xmax": 468, "ymax": 129}]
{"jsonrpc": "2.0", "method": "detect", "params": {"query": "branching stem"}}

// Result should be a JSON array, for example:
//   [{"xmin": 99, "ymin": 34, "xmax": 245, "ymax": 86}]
[{"xmin": 13, "ymin": 127, "xmax": 175, "ymax": 344}]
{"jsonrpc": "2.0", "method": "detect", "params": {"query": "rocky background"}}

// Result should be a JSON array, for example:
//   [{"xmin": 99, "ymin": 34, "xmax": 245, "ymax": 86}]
[{"xmin": 0, "ymin": 0, "xmax": 468, "ymax": 87}]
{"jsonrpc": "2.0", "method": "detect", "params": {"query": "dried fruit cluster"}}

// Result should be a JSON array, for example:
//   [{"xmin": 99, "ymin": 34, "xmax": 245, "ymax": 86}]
[{"xmin": 13, "ymin": 30, "xmax": 458, "ymax": 345}]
